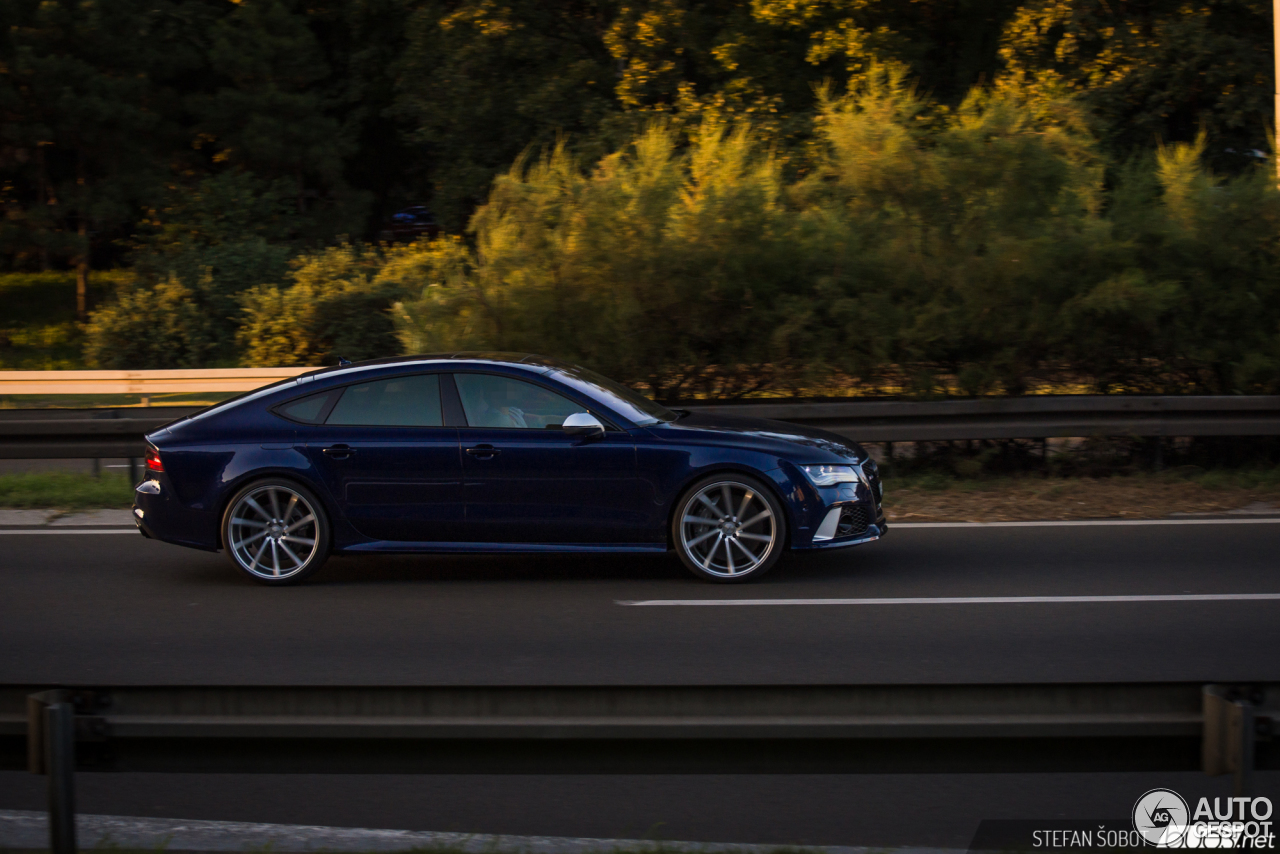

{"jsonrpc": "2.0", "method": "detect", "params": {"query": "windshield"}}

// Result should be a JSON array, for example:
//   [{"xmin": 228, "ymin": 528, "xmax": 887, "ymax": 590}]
[{"xmin": 550, "ymin": 367, "xmax": 676, "ymax": 426}]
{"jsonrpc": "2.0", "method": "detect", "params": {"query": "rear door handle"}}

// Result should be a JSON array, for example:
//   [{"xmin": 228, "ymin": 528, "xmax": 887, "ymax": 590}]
[
  {"xmin": 465, "ymin": 444, "xmax": 501, "ymax": 459},
  {"xmin": 322, "ymin": 444, "xmax": 355, "ymax": 459}
]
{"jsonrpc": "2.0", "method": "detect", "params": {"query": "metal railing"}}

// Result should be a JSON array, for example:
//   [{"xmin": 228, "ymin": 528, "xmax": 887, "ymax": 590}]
[
  {"xmin": 690, "ymin": 395, "xmax": 1280, "ymax": 441},
  {"xmin": 0, "ymin": 368, "xmax": 308, "ymax": 395},
  {"xmin": 2, "ymin": 682, "xmax": 1275, "ymax": 853},
  {"xmin": 1, "ymin": 367, "xmax": 1280, "ymax": 460}
]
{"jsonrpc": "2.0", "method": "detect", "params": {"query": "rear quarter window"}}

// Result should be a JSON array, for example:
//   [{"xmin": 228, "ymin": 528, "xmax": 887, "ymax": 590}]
[{"xmin": 276, "ymin": 392, "xmax": 333, "ymax": 424}]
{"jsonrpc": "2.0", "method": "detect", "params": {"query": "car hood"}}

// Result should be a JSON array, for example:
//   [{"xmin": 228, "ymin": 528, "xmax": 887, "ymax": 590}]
[{"xmin": 646, "ymin": 411, "xmax": 866, "ymax": 462}]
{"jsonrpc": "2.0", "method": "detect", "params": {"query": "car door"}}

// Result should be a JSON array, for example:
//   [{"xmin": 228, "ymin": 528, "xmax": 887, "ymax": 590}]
[
  {"xmin": 449, "ymin": 371, "xmax": 645, "ymax": 544},
  {"xmin": 300, "ymin": 372, "xmax": 463, "ymax": 542}
]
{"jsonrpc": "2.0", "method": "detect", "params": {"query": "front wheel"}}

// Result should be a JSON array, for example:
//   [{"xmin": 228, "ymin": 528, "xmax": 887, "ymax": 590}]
[
  {"xmin": 222, "ymin": 478, "xmax": 330, "ymax": 585},
  {"xmin": 672, "ymin": 474, "xmax": 786, "ymax": 583}
]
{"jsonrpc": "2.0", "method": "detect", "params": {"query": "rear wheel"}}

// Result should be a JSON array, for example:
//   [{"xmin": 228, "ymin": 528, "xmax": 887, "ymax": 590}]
[
  {"xmin": 222, "ymin": 479, "xmax": 329, "ymax": 585},
  {"xmin": 672, "ymin": 473, "xmax": 786, "ymax": 583}
]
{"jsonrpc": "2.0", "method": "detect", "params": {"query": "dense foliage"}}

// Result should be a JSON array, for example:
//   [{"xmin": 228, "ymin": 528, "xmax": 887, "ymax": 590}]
[
  {"xmin": 1, "ymin": 0, "xmax": 1277, "ymax": 393},
  {"xmin": 390, "ymin": 70, "xmax": 1280, "ymax": 398}
]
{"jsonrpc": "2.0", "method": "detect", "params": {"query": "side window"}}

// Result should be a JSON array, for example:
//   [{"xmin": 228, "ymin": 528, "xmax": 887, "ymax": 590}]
[
  {"xmin": 454, "ymin": 373, "xmax": 583, "ymax": 429},
  {"xmin": 276, "ymin": 391, "xmax": 332, "ymax": 424},
  {"xmin": 326, "ymin": 374, "xmax": 443, "ymax": 427}
]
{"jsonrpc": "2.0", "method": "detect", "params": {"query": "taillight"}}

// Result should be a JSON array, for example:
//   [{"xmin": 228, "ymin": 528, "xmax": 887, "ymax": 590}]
[{"xmin": 145, "ymin": 447, "xmax": 164, "ymax": 472}]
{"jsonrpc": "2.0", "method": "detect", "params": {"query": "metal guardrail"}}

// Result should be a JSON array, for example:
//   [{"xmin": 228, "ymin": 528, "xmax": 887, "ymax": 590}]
[
  {"xmin": 691, "ymin": 395, "xmax": 1280, "ymax": 442},
  {"xmin": 2, "ymin": 683, "xmax": 1275, "ymax": 852},
  {"xmin": 0, "ymin": 407, "xmax": 203, "ymax": 459},
  {"xmin": 1, "ymin": 368, "xmax": 1279, "ymax": 460},
  {"xmin": 0, "ymin": 368, "xmax": 308, "ymax": 395}
]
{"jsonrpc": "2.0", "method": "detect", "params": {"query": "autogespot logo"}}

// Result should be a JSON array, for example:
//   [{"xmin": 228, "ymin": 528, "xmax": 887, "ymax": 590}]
[
  {"xmin": 1131, "ymin": 789, "xmax": 1277, "ymax": 848},
  {"xmin": 1134, "ymin": 788, "xmax": 1190, "ymax": 847}
]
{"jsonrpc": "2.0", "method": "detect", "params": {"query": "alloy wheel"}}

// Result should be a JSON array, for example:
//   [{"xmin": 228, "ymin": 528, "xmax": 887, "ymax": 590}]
[
  {"xmin": 679, "ymin": 480, "xmax": 777, "ymax": 577},
  {"xmin": 227, "ymin": 484, "xmax": 320, "ymax": 580}
]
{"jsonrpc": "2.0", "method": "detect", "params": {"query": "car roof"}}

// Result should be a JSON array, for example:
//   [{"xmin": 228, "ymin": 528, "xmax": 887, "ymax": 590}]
[{"xmin": 298, "ymin": 352, "xmax": 575, "ymax": 382}]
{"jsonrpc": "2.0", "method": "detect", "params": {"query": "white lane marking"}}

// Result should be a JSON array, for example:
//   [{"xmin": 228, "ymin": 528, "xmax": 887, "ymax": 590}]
[
  {"xmin": 892, "ymin": 517, "xmax": 1280, "ymax": 528},
  {"xmin": 0, "ymin": 529, "xmax": 137, "ymax": 535},
  {"xmin": 618, "ymin": 593, "xmax": 1280, "ymax": 607}
]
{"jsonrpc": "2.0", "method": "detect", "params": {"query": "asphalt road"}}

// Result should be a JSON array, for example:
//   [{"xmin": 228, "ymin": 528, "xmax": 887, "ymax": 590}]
[
  {"xmin": 1, "ymin": 769, "xmax": 1270, "ymax": 849},
  {"xmin": 0, "ymin": 521, "xmax": 1277, "ymax": 685},
  {"xmin": 1, "ymin": 521, "xmax": 1277, "ymax": 847}
]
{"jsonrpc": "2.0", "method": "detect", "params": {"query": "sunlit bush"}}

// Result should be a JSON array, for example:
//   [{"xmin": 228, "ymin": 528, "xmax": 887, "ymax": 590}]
[
  {"xmin": 84, "ymin": 69, "xmax": 1280, "ymax": 394},
  {"xmin": 393, "ymin": 122, "xmax": 863, "ymax": 399},
  {"xmin": 238, "ymin": 244, "xmax": 403, "ymax": 366},
  {"xmin": 389, "ymin": 66, "xmax": 1280, "ymax": 397},
  {"xmin": 83, "ymin": 274, "xmax": 220, "ymax": 369}
]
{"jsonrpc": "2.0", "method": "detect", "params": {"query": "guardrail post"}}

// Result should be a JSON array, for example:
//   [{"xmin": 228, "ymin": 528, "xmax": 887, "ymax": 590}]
[
  {"xmin": 1203, "ymin": 684, "xmax": 1271, "ymax": 797},
  {"xmin": 1236, "ymin": 701, "xmax": 1256, "ymax": 797},
  {"xmin": 28, "ymin": 690, "xmax": 77, "ymax": 854}
]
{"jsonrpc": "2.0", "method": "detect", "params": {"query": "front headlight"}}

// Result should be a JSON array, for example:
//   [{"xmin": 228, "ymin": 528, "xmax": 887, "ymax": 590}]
[{"xmin": 801, "ymin": 464, "xmax": 861, "ymax": 487}]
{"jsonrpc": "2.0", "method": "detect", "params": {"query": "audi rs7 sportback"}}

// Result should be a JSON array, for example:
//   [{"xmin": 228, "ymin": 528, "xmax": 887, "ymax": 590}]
[{"xmin": 133, "ymin": 354, "xmax": 885, "ymax": 584}]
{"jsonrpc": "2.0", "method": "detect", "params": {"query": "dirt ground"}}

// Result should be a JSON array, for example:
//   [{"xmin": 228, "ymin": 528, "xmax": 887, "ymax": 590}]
[{"xmin": 882, "ymin": 478, "xmax": 1280, "ymax": 522}]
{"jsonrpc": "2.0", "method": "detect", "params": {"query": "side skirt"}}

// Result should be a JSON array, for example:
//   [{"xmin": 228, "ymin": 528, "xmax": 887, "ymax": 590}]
[{"xmin": 337, "ymin": 541, "xmax": 670, "ymax": 556}]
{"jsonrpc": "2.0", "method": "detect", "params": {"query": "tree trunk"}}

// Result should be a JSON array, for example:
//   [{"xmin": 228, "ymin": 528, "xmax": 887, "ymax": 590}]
[
  {"xmin": 76, "ymin": 234, "xmax": 89, "ymax": 321},
  {"xmin": 36, "ymin": 145, "xmax": 52, "ymax": 271},
  {"xmin": 75, "ymin": 151, "xmax": 90, "ymax": 322}
]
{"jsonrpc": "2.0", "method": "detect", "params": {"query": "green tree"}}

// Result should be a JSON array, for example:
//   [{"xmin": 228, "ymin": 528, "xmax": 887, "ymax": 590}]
[
  {"xmin": 751, "ymin": 0, "xmax": 1024, "ymax": 106},
  {"xmin": 1064, "ymin": 138, "xmax": 1280, "ymax": 392},
  {"xmin": 0, "ymin": 0, "xmax": 194, "ymax": 317},
  {"xmin": 810, "ymin": 66, "xmax": 1106, "ymax": 394},
  {"xmin": 83, "ymin": 170, "xmax": 300, "ymax": 368},
  {"xmin": 393, "ymin": 0, "xmax": 619, "ymax": 229},
  {"xmin": 999, "ymin": 0, "xmax": 1273, "ymax": 163},
  {"xmin": 189, "ymin": 0, "xmax": 367, "ymax": 237}
]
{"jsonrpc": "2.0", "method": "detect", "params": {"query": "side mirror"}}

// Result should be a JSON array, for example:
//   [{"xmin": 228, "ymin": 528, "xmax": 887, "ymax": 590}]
[{"xmin": 563, "ymin": 412, "xmax": 605, "ymax": 438}]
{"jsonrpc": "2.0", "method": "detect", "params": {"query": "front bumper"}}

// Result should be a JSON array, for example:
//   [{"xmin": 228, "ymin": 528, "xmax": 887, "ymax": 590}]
[
  {"xmin": 807, "ymin": 516, "xmax": 888, "ymax": 550},
  {"xmin": 798, "ymin": 478, "xmax": 886, "ymax": 549}
]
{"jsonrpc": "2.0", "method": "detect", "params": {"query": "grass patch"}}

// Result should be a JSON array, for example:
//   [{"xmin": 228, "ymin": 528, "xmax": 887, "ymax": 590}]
[
  {"xmin": 0, "ymin": 471, "xmax": 134, "ymax": 508},
  {"xmin": 882, "ymin": 467, "xmax": 1280, "ymax": 522},
  {"xmin": 884, "ymin": 465, "xmax": 1280, "ymax": 493}
]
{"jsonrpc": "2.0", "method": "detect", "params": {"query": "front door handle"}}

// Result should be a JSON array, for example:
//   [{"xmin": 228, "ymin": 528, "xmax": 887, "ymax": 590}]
[
  {"xmin": 322, "ymin": 444, "xmax": 355, "ymax": 459},
  {"xmin": 465, "ymin": 444, "xmax": 501, "ymax": 459}
]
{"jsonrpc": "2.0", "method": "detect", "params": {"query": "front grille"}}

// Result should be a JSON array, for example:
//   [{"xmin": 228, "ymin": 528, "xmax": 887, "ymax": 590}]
[{"xmin": 837, "ymin": 506, "xmax": 870, "ymax": 538}]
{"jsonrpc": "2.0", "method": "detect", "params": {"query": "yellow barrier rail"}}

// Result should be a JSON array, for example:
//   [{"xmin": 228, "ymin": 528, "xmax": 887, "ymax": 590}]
[{"xmin": 0, "ymin": 368, "xmax": 313, "ymax": 395}]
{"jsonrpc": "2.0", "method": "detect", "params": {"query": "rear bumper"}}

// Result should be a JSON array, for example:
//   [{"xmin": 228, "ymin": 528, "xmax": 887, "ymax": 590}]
[
  {"xmin": 132, "ymin": 478, "xmax": 220, "ymax": 552},
  {"xmin": 131, "ymin": 506, "xmax": 153, "ymax": 538}
]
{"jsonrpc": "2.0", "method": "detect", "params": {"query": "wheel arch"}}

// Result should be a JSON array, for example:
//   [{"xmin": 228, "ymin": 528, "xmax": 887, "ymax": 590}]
[
  {"xmin": 665, "ymin": 465, "xmax": 795, "ymax": 551},
  {"xmin": 216, "ymin": 470, "xmax": 334, "ymax": 552}
]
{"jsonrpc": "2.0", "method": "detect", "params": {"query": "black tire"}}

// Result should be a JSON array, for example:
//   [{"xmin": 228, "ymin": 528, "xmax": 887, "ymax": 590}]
[
  {"xmin": 671, "ymin": 472, "xmax": 787, "ymax": 583},
  {"xmin": 221, "ymin": 478, "xmax": 330, "ymax": 585}
]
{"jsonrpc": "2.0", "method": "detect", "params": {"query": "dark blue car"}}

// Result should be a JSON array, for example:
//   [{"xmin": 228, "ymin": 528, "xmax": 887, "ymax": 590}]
[{"xmin": 133, "ymin": 354, "xmax": 885, "ymax": 584}]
